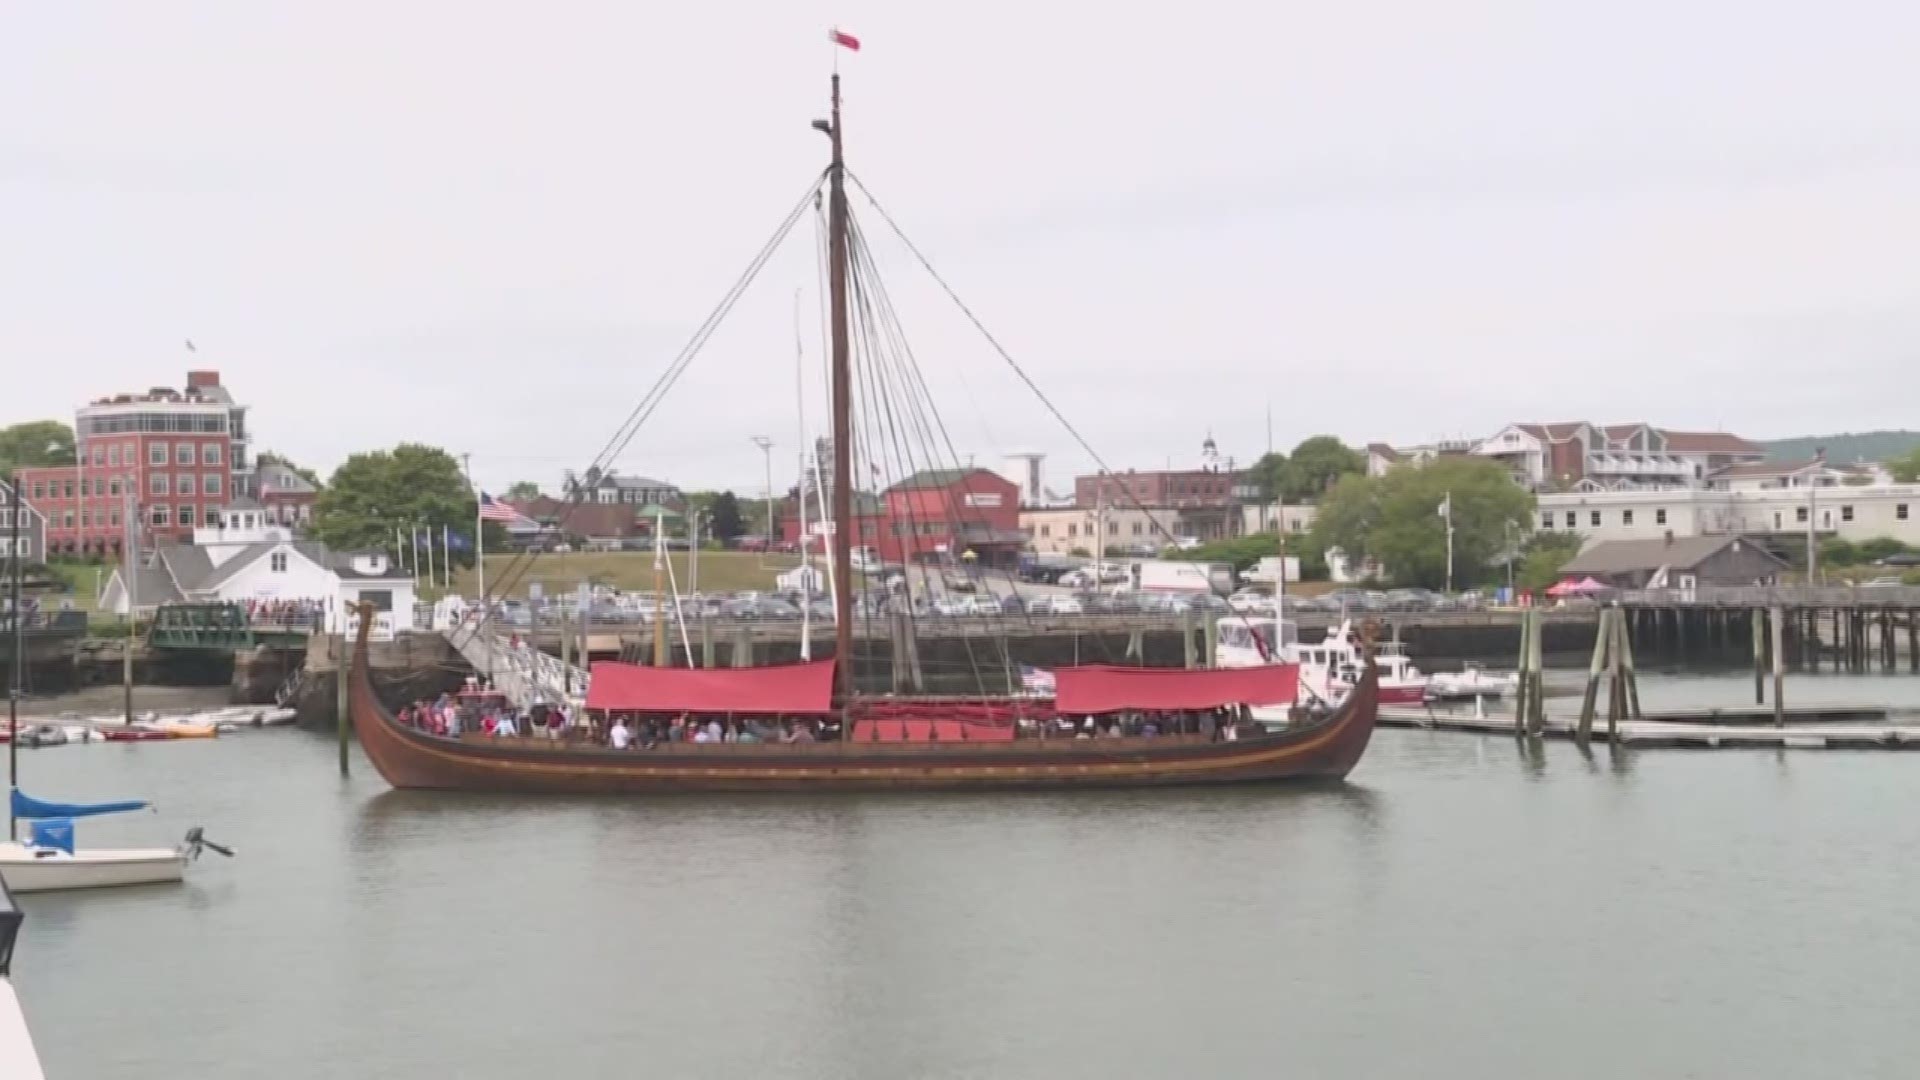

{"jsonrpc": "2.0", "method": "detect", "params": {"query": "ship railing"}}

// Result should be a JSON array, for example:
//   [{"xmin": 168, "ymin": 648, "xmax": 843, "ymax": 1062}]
[{"xmin": 439, "ymin": 623, "xmax": 587, "ymax": 711}]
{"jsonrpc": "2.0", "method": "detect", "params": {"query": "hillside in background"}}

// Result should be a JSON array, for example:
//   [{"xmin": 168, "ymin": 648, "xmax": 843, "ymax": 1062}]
[{"xmin": 1763, "ymin": 431, "xmax": 1920, "ymax": 464}]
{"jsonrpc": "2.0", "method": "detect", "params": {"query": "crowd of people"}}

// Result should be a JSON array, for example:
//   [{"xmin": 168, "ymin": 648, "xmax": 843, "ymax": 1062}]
[
  {"xmin": 602, "ymin": 714, "xmax": 833, "ymax": 749},
  {"xmin": 1024, "ymin": 707, "xmax": 1253, "ymax": 742},
  {"xmin": 398, "ymin": 688, "xmax": 572, "ymax": 740},
  {"xmin": 244, "ymin": 597, "xmax": 329, "ymax": 627}
]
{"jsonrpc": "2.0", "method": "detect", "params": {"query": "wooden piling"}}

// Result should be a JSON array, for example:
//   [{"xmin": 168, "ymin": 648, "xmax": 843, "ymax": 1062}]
[
  {"xmin": 1527, "ymin": 609, "xmax": 1547, "ymax": 737},
  {"xmin": 1576, "ymin": 608, "xmax": 1609, "ymax": 744},
  {"xmin": 1617, "ymin": 605, "xmax": 1642, "ymax": 721},
  {"xmin": 335, "ymin": 633, "xmax": 350, "ymax": 777},
  {"xmin": 1512, "ymin": 608, "xmax": 1534, "ymax": 737},
  {"xmin": 1751, "ymin": 607, "xmax": 1766, "ymax": 705},
  {"xmin": 1770, "ymin": 605, "xmax": 1786, "ymax": 728}
]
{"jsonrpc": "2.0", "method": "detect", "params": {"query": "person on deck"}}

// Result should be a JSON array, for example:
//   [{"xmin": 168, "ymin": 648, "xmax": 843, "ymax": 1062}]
[
  {"xmin": 610, "ymin": 717, "xmax": 633, "ymax": 750},
  {"xmin": 783, "ymin": 722, "xmax": 816, "ymax": 744},
  {"xmin": 704, "ymin": 718, "xmax": 723, "ymax": 744}
]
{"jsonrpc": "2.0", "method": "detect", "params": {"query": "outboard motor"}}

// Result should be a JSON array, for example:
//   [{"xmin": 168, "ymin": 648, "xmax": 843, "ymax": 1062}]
[{"xmin": 181, "ymin": 827, "xmax": 236, "ymax": 861}]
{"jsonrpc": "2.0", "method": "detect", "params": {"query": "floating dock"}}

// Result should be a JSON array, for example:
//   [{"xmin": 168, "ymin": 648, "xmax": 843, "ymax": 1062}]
[{"xmin": 1380, "ymin": 704, "xmax": 1920, "ymax": 750}]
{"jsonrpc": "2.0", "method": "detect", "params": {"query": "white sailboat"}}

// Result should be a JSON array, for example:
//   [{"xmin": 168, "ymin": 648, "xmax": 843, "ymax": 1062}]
[{"xmin": 0, "ymin": 792, "xmax": 232, "ymax": 894}]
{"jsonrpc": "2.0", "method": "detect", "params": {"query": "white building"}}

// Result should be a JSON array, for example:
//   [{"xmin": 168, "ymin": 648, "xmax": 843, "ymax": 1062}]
[
  {"xmin": 1537, "ymin": 484, "xmax": 1920, "ymax": 549},
  {"xmin": 99, "ymin": 518, "xmax": 416, "ymax": 628},
  {"xmin": 1471, "ymin": 422, "xmax": 1764, "ymax": 492},
  {"xmin": 0, "ymin": 479, "xmax": 47, "ymax": 563}
]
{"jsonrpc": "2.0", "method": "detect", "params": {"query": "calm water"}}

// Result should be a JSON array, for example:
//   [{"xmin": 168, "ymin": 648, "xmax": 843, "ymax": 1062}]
[{"xmin": 13, "ymin": 672, "xmax": 1920, "ymax": 1079}]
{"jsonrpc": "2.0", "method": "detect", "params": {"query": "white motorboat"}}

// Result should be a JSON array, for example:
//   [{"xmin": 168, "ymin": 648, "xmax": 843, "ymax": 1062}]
[
  {"xmin": 1427, "ymin": 663, "xmax": 1520, "ymax": 702},
  {"xmin": 0, "ymin": 793, "xmax": 232, "ymax": 894}
]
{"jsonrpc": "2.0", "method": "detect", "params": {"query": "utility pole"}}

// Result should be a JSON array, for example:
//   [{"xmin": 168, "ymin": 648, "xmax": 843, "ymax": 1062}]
[
  {"xmin": 122, "ymin": 486, "xmax": 136, "ymax": 724},
  {"xmin": 1440, "ymin": 492, "xmax": 1455, "ymax": 595},
  {"xmin": 1806, "ymin": 480, "xmax": 1819, "ymax": 585},
  {"xmin": 9, "ymin": 469, "xmax": 22, "ymax": 840},
  {"xmin": 751, "ymin": 436, "xmax": 774, "ymax": 563}
]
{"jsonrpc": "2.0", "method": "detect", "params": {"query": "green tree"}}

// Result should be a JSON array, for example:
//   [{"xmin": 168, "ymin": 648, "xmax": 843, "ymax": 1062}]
[
  {"xmin": 1518, "ymin": 531, "xmax": 1585, "ymax": 591},
  {"xmin": 1280, "ymin": 436, "xmax": 1365, "ymax": 503},
  {"xmin": 312, "ymin": 444, "xmax": 497, "ymax": 567},
  {"xmin": 1890, "ymin": 448, "xmax": 1920, "ymax": 484},
  {"xmin": 503, "ymin": 480, "xmax": 542, "ymax": 501},
  {"xmin": 1819, "ymin": 537, "xmax": 1860, "ymax": 567},
  {"xmin": 1247, "ymin": 451, "xmax": 1288, "ymax": 502},
  {"xmin": 707, "ymin": 491, "xmax": 745, "ymax": 542},
  {"xmin": 1857, "ymin": 536, "xmax": 1910, "ymax": 564},
  {"xmin": 0, "ymin": 420, "xmax": 75, "ymax": 476},
  {"xmin": 1309, "ymin": 456, "xmax": 1534, "ymax": 589},
  {"xmin": 255, "ymin": 450, "xmax": 323, "ymax": 488}
]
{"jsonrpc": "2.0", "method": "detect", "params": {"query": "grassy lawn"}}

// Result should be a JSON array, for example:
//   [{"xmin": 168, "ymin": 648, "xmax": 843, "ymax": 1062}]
[{"xmin": 452, "ymin": 551, "xmax": 803, "ymax": 599}]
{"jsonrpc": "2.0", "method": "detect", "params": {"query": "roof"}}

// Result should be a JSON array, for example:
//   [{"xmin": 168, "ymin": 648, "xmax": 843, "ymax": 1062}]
[
  {"xmin": 330, "ymin": 550, "xmax": 411, "ymax": 580},
  {"xmin": 1514, "ymin": 422, "xmax": 1592, "ymax": 442},
  {"xmin": 515, "ymin": 498, "xmax": 650, "ymax": 538},
  {"xmin": 1708, "ymin": 459, "xmax": 1820, "ymax": 480},
  {"xmin": 1659, "ymin": 430, "xmax": 1762, "ymax": 454},
  {"xmin": 256, "ymin": 462, "xmax": 319, "ymax": 495},
  {"xmin": 1560, "ymin": 535, "xmax": 1785, "ymax": 575},
  {"xmin": 886, "ymin": 468, "xmax": 978, "ymax": 492},
  {"xmin": 598, "ymin": 474, "xmax": 678, "ymax": 491},
  {"xmin": 1366, "ymin": 443, "xmax": 1402, "ymax": 461}
]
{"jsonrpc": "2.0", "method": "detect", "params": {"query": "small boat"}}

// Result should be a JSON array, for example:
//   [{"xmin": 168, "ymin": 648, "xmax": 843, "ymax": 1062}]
[
  {"xmin": 155, "ymin": 723, "xmax": 218, "ymax": 740},
  {"xmin": 98, "ymin": 728, "xmax": 170, "ymax": 743},
  {"xmin": 1216, "ymin": 617, "xmax": 1428, "ymax": 707},
  {"xmin": 1427, "ymin": 663, "xmax": 1520, "ymax": 702},
  {"xmin": 13, "ymin": 727, "xmax": 67, "ymax": 750},
  {"xmin": 0, "ymin": 792, "xmax": 233, "ymax": 894}
]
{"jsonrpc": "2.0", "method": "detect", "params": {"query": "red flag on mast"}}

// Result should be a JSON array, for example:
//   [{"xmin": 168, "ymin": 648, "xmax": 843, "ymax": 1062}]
[{"xmin": 829, "ymin": 28, "xmax": 861, "ymax": 51}]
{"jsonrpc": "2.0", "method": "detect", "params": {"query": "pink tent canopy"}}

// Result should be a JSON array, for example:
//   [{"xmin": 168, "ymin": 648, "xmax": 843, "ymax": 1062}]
[{"xmin": 1546, "ymin": 576, "xmax": 1610, "ymax": 597}]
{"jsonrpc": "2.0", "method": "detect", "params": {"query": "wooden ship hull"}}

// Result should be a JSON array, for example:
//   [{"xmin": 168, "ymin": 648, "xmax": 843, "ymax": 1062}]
[{"xmin": 349, "ymin": 630, "xmax": 1378, "ymax": 794}]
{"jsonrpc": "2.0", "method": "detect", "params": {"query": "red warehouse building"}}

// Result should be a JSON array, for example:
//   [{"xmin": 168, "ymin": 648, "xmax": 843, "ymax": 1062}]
[{"xmin": 778, "ymin": 468, "xmax": 1025, "ymax": 568}]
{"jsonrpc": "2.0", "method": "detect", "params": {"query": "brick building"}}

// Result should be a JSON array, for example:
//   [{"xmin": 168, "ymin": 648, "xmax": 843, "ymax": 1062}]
[
  {"xmin": 776, "ymin": 469, "xmax": 1024, "ymax": 567},
  {"xmin": 18, "ymin": 370, "xmax": 255, "ymax": 555}
]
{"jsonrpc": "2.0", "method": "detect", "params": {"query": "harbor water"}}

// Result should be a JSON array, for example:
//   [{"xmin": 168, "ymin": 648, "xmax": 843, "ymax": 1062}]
[{"xmin": 12, "ymin": 671, "xmax": 1920, "ymax": 1079}]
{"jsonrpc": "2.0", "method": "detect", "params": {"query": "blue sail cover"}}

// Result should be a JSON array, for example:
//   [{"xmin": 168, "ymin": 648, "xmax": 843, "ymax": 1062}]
[
  {"xmin": 28, "ymin": 819, "xmax": 75, "ymax": 855},
  {"xmin": 11, "ymin": 789, "xmax": 148, "ymax": 820}
]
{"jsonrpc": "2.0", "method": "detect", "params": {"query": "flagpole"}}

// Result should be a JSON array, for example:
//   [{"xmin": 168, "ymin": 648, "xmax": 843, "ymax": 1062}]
[
  {"xmin": 442, "ymin": 524, "xmax": 451, "ymax": 590},
  {"xmin": 1441, "ymin": 492, "xmax": 1455, "ymax": 595},
  {"xmin": 424, "ymin": 526, "xmax": 436, "ymax": 591}
]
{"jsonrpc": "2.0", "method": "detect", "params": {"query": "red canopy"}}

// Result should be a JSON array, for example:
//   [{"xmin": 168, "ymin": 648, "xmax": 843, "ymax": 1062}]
[
  {"xmin": 586, "ymin": 659, "xmax": 836, "ymax": 714},
  {"xmin": 1054, "ymin": 664, "xmax": 1299, "ymax": 714}
]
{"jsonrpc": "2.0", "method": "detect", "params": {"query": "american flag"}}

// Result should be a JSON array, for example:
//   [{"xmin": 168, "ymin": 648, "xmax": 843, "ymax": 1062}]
[
  {"xmin": 478, "ymin": 492, "xmax": 532, "ymax": 525},
  {"xmin": 1018, "ymin": 664, "xmax": 1056, "ymax": 695}
]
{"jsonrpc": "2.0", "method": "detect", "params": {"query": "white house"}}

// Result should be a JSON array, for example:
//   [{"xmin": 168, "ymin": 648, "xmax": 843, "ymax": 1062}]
[
  {"xmin": 0, "ymin": 478, "xmax": 47, "ymax": 564},
  {"xmin": 1471, "ymin": 422, "xmax": 1764, "ymax": 492},
  {"xmin": 1537, "ymin": 484, "xmax": 1920, "ymax": 550},
  {"xmin": 99, "ymin": 518, "xmax": 416, "ymax": 628}
]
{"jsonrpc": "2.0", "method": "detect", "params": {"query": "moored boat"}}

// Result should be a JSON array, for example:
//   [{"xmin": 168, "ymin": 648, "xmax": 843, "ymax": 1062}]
[
  {"xmin": 0, "ymin": 793, "xmax": 233, "ymax": 894},
  {"xmin": 346, "ymin": 52, "xmax": 1381, "ymax": 795}
]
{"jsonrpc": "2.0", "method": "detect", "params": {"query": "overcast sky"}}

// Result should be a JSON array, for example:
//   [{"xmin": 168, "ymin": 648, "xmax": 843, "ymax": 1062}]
[{"xmin": 5, "ymin": 2, "xmax": 1918, "ymax": 498}]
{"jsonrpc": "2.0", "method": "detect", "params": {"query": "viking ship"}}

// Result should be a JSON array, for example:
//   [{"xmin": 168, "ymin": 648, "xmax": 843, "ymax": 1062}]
[{"xmin": 348, "ymin": 58, "xmax": 1378, "ymax": 793}]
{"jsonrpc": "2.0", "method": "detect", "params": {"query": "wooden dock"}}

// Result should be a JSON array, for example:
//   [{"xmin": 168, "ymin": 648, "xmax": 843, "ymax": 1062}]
[{"xmin": 1379, "ymin": 704, "xmax": 1920, "ymax": 750}]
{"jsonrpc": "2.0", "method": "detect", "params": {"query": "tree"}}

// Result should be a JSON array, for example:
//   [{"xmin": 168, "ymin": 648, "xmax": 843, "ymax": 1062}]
[
  {"xmin": 707, "ymin": 491, "xmax": 745, "ymax": 542},
  {"xmin": 0, "ymin": 420, "xmax": 75, "ymax": 476},
  {"xmin": 1309, "ymin": 456, "xmax": 1534, "ymax": 589},
  {"xmin": 312, "ymin": 444, "xmax": 496, "ymax": 567},
  {"xmin": 255, "ymin": 450, "xmax": 323, "ymax": 488},
  {"xmin": 1890, "ymin": 448, "xmax": 1920, "ymax": 484},
  {"xmin": 1280, "ymin": 436, "xmax": 1365, "ymax": 503},
  {"xmin": 1518, "ymin": 531, "xmax": 1585, "ymax": 591},
  {"xmin": 1248, "ymin": 451, "xmax": 1288, "ymax": 502},
  {"xmin": 503, "ymin": 480, "xmax": 542, "ymax": 501}
]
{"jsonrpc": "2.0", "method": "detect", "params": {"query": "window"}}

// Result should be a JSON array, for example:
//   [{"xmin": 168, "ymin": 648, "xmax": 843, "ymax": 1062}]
[
  {"xmin": 150, "ymin": 505, "xmax": 169, "ymax": 526},
  {"xmin": 175, "ymin": 442, "xmax": 194, "ymax": 465},
  {"xmin": 62, "ymin": 512, "xmax": 73, "ymax": 529},
  {"xmin": 92, "ymin": 478, "xmax": 104, "ymax": 496},
  {"xmin": 1108, "ymin": 520, "xmax": 1119, "ymax": 535},
  {"xmin": 1068, "ymin": 524, "xmax": 1078, "ymax": 538},
  {"xmin": 1899, "ymin": 504, "xmax": 1910, "ymax": 521},
  {"xmin": 91, "ymin": 446, "xmax": 104, "ymax": 467},
  {"xmin": 150, "ymin": 444, "xmax": 168, "ymax": 465},
  {"xmin": 203, "ymin": 474, "xmax": 222, "ymax": 496},
  {"xmin": 1541, "ymin": 513, "xmax": 1553, "ymax": 529},
  {"xmin": 201, "ymin": 443, "xmax": 222, "ymax": 466},
  {"xmin": 80, "ymin": 510, "xmax": 89, "ymax": 528},
  {"xmin": 108, "ymin": 478, "xmax": 120, "ymax": 497},
  {"xmin": 1655, "ymin": 508, "xmax": 1667, "ymax": 526},
  {"xmin": 177, "ymin": 505, "xmax": 194, "ymax": 526},
  {"xmin": 1131, "ymin": 522, "xmax": 1143, "ymax": 535},
  {"xmin": 1590, "ymin": 510, "xmax": 1601, "ymax": 527},
  {"xmin": 150, "ymin": 474, "xmax": 169, "ymax": 496},
  {"xmin": 109, "ymin": 509, "xmax": 120, "ymax": 527},
  {"xmin": 1795, "ymin": 506, "xmax": 1808, "ymax": 523},
  {"xmin": 1622, "ymin": 510, "xmax": 1634, "ymax": 526},
  {"xmin": 62, "ymin": 480, "xmax": 73, "ymax": 498},
  {"xmin": 124, "ymin": 441, "xmax": 135, "ymax": 463},
  {"xmin": 1039, "ymin": 524, "xmax": 1051, "ymax": 538},
  {"xmin": 1564, "ymin": 511, "xmax": 1576, "ymax": 528},
  {"xmin": 270, "ymin": 551, "xmax": 288, "ymax": 573},
  {"xmin": 1841, "ymin": 505, "xmax": 1854, "ymax": 523},
  {"xmin": 107, "ymin": 445, "xmax": 119, "ymax": 467},
  {"xmin": 176, "ymin": 474, "xmax": 196, "ymax": 496},
  {"xmin": 0, "ymin": 510, "xmax": 10, "ymax": 528},
  {"xmin": 31, "ymin": 482, "xmax": 44, "ymax": 500}
]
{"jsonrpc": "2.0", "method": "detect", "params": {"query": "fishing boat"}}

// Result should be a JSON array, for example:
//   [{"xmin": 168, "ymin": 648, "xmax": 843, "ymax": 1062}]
[
  {"xmin": 0, "ymin": 792, "xmax": 231, "ymax": 894},
  {"xmin": 347, "ymin": 54, "xmax": 1379, "ymax": 794}
]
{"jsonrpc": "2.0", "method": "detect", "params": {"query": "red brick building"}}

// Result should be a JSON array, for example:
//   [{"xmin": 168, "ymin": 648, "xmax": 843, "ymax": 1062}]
[
  {"xmin": 778, "ymin": 468, "xmax": 1024, "ymax": 568},
  {"xmin": 1074, "ymin": 468, "xmax": 1236, "ymax": 509},
  {"xmin": 20, "ymin": 370, "xmax": 254, "ymax": 555}
]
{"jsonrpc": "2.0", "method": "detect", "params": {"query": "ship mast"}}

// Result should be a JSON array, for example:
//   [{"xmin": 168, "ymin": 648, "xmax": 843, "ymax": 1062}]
[{"xmin": 823, "ymin": 74, "xmax": 855, "ymax": 703}]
